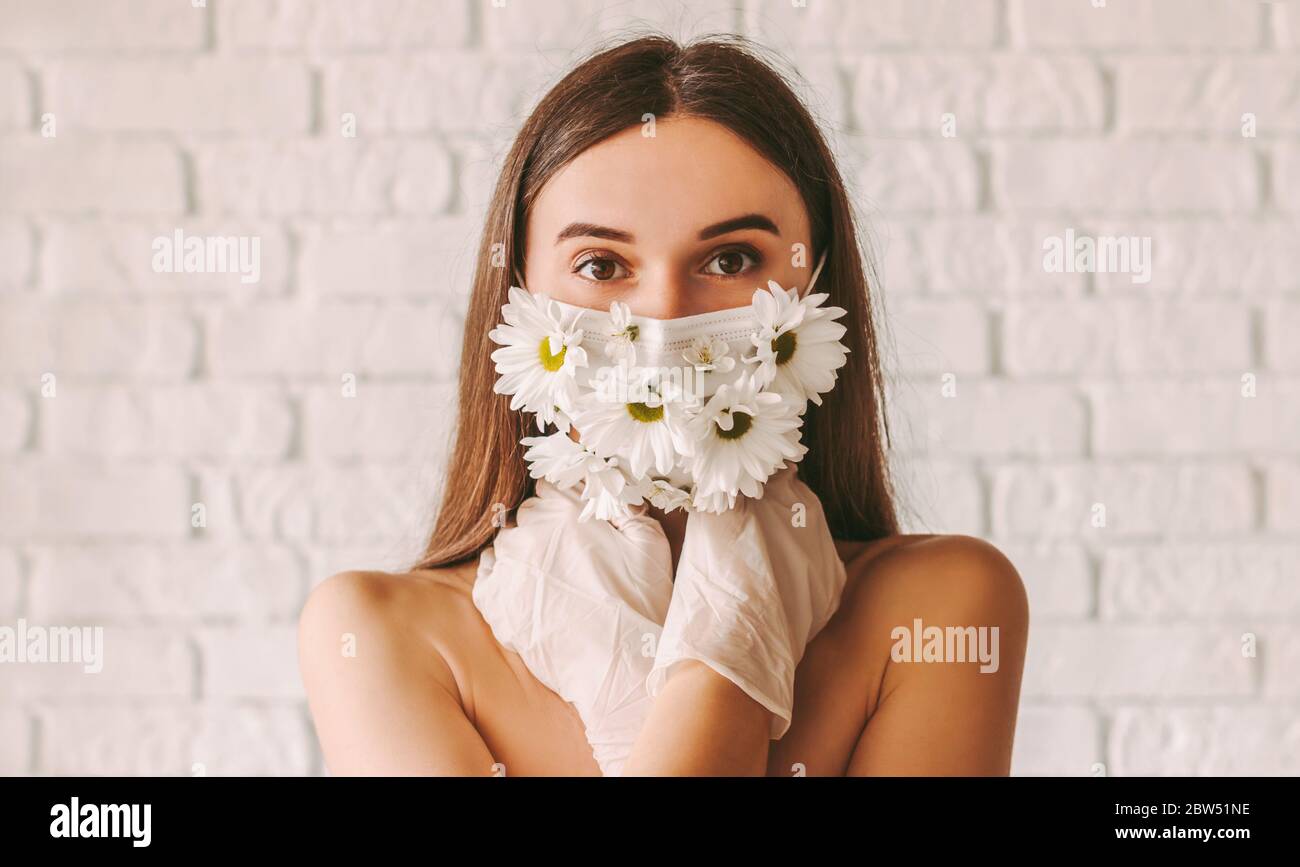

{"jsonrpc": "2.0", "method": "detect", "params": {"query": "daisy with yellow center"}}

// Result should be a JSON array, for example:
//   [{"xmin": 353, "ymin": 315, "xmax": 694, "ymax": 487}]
[
  {"xmin": 489, "ymin": 287, "xmax": 588, "ymax": 427},
  {"xmin": 574, "ymin": 366, "xmax": 694, "ymax": 479},
  {"xmin": 489, "ymin": 277, "xmax": 851, "ymax": 522}
]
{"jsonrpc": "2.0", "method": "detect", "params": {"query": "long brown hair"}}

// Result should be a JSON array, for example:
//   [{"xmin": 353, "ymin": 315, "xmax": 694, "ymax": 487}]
[{"xmin": 415, "ymin": 33, "xmax": 898, "ymax": 569}]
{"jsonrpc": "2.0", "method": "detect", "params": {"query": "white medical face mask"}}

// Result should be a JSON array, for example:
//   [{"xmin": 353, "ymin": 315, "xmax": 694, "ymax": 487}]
[
  {"xmin": 514, "ymin": 248, "xmax": 829, "ymax": 397},
  {"xmin": 489, "ymin": 245, "xmax": 849, "ymax": 516}
]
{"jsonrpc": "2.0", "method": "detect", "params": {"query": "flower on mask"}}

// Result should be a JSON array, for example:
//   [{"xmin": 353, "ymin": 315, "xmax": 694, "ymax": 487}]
[
  {"xmin": 521, "ymin": 430, "xmax": 590, "ymax": 489},
  {"xmin": 573, "ymin": 367, "xmax": 694, "ymax": 479},
  {"xmin": 489, "ymin": 278, "xmax": 851, "ymax": 522},
  {"xmin": 489, "ymin": 287, "xmax": 588, "ymax": 426},
  {"xmin": 687, "ymin": 370, "xmax": 807, "ymax": 513},
  {"xmin": 691, "ymin": 487, "xmax": 737, "ymax": 515},
  {"xmin": 682, "ymin": 335, "xmax": 736, "ymax": 373},
  {"xmin": 522, "ymin": 430, "xmax": 645, "ymax": 522},
  {"xmin": 578, "ymin": 455, "xmax": 646, "ymax": 522},
  {"xmin": 742, "ymin": 280, "xmax": 849, "ymax": 412},
  {"xmin": 604, "ymin": 301, "xmax": 639, "ymax": 365},
  {"xmin": 645, "ymin": 478, "xmax": 692, "ymax": 513}
]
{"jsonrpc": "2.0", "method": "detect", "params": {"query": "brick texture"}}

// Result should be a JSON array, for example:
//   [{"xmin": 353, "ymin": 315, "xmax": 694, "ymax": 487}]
[{"xmin": 0, "ymin": 0, "xmax": 1292, "ymax": 777}]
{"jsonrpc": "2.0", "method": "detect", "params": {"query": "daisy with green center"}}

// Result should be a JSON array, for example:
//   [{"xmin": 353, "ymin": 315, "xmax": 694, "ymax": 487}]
[
  {"xmin": 573, "ymin": 365, "xmax": 694, "ymax": 479},
  {"xmin": 742, "ymin": 280, "xmax": 849, "ymax": 412},
  {"xmin": 687, "ymin": 370, "xmax": 807, "ymax": 514},
  {"xmin": 489, "ymin": 287, "xmax": 588, "ymax": 427}
]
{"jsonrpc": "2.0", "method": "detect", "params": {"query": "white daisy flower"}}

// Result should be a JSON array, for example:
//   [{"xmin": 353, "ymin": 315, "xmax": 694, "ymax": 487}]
[
  {"xmin": 521, "ymin": 430, "xmax": 589, "ymax": 489},
  {"xmin": 573, "ymin": 366, "xmax": 694, "ymax": 478},
  {"xmin": 489, "ymin": 287, "xmax": 588, "ymax": 426},
  {"xmin": 691, "ymin": 487, "xmax": 737, "ymax": 515},
  {"xmin": 682, "ymin": 335, "xmax": 736, "ymax": 373},
  {"xmin": 550, "ymin": 406, "xmax": 574, "ymax": 434},
  {"xmin": 645, "ymin": 478, "xmax": 692, "ymax": 513},
  {"xmin": 687, "ymin": 370, "xmax": 807, "ymax": 513},
  {"xmin": 742, "ymin": 280, "xmax": 849, "ymax": 411},
  {"xmin": 578, "ymin": 456, "xmax": 647, "ymax": 523},
  {"xmin": 522, "ymin": 430, "xmax": 646, "ymax": 522},
  {"xmin": 604, "ymin": 300, "xmax": 639, "ymax": 364}
]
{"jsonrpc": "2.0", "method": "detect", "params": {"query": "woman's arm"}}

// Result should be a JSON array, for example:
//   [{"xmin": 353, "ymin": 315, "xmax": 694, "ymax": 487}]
[
  {"xmin": 623, "ymin": 660, "xmax": 771, "ymax": 775},
  {"xmin": 628, "ymin": 467, "xmax": 846, "ymax": 774},
  {"xmin": 626, "ymin": 533, "xmax": 1030, "ymax": 777}
]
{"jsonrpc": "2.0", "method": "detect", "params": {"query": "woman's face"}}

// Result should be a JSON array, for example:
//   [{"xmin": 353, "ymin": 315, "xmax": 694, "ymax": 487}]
[{"xmin": 523, "ymin": 115, "xmax": 815, "ymax": 319}]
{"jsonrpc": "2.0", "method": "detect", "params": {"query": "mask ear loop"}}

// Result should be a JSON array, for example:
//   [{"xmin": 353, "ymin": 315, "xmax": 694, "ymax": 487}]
[{"xmin": 801, "ymin": 247, "xmax": 830, "ymax": 298}]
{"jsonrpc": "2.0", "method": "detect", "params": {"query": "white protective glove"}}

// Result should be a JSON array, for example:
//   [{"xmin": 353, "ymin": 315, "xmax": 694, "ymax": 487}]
[
  {"xmin": 646, "ymin": 465, "xmax": 848, "ymax": 740},
  {"xmin": 471, "ymin": 479, "xmax": 674, "ymax": 776}
]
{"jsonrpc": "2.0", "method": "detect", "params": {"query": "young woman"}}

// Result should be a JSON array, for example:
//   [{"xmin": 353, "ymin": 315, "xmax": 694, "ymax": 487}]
[{"xmin": 298, "ymin": 34, "xmax": 1029, "ymax": 776}]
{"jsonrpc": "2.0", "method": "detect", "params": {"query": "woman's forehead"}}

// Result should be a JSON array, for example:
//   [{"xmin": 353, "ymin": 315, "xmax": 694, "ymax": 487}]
[{"xmin": 527, "ymin": 116, "xmax": 810, "ymax": 248}]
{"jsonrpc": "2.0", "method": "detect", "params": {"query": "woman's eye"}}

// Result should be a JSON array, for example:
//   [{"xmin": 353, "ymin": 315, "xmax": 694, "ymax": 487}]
[
  {"xmin": 574, "ymin": 256, "xmax": 627, "ymax": 281},
  {"xmin": 704, "ymin": 249, "xmax": 759, "ymax": 276}
]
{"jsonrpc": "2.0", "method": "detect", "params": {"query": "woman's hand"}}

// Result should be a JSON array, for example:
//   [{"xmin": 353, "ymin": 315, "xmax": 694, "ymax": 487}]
[
  {"xmin": 471, "ymin": 479, "xmax": 674, "ymax": 776},
  {"xmin": 646, "ymin": 465, "xmax": 848, "ymax": 740}
]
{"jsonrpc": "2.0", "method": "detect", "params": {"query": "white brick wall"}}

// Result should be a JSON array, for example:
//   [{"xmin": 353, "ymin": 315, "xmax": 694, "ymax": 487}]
[{"xmin": 0, "ymin": 0, "xmax": 1295, "ymax": 777}]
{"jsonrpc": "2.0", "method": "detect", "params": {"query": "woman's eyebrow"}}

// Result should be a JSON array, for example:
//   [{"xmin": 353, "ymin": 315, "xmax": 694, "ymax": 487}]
[
  {"xmin": 555, "ymin": 222, "xmax": 634, "ymax": 244},
  {"xmin": 554, "ymin": 214, "xmax": 781, "ymax": 245},
  {"xmin": 698, "ymin": 213, "xmax": 780, "ymax": 240}
]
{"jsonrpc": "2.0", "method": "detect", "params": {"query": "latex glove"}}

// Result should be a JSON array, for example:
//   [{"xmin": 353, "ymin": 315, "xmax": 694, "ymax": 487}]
[
  {"xmin": 645, "ymin": 465, "xmax": 847, "ymax": 740},
  {"xmin": 471, "ymin": 479, "xmax": 673, "ymax": 776}
]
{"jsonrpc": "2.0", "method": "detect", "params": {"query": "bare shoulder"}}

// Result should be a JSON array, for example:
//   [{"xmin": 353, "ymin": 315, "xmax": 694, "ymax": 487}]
[
  {"xmin": 836, "ymin": 534, "xmax": 1028, "ymax": 623},
  {"xmin": 298, "ymin": 557, "xmax": 482, "ymax": 633},
  {"xmin": 295, "ymin": 559, "xmax": 489, "ymax": 718}
]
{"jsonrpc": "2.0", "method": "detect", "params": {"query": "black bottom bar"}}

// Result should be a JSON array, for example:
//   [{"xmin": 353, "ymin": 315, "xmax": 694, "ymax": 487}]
[{"xmin": 1, "ymin": 776, "xmax": 1289, "ymax": 852}]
